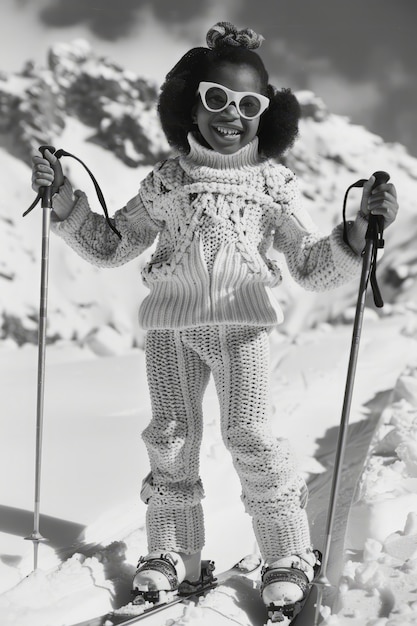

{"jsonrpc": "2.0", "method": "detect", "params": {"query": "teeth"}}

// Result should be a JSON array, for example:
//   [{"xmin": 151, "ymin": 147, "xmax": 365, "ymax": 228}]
[{"xmin": 215, "ymin": 126, "xmax": 241, "ymax": 136}]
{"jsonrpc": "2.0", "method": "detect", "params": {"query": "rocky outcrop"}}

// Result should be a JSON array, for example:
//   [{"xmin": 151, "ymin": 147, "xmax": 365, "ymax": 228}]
[{"xmin": 0, "ymin": 40, "xmax": 170, "ymax": 167}]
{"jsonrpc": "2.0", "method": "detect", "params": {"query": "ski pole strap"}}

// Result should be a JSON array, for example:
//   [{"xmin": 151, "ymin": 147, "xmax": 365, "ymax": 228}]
[
  {"xmin": 342, "ymin": 178, "xmax": 367, "ymax": 250},
  {"xmin": 366, "ymin": 216, "xmax": 384, "ymax": 308},
  {"xmin": 23, "ymin": 192, "xmax": 43, "ymax": 217},
  {"xmin": 342, "ymin": 171, "xmax": 390, "ymax": 308},
  {"xmin": 24, "ymin": 147, "xmax": 122, "ymax": 239},
  {"xmin": 55, "ymin": 149, "xmax": 121, "ymax": 239}
]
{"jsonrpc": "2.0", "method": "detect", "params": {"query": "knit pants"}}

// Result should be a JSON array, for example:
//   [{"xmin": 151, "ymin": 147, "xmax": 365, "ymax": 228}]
[{"xmin": 141, "ymin": 325, "xmax": 311, "ymax": 564}]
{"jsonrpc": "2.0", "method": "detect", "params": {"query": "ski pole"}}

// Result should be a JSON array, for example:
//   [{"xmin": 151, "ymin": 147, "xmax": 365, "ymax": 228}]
[
  {"xmin": 313, "ymin": 171, "xmax": 390, "ymax": 624},
  {"xmin": 22, "ymin": 145, "xmax": 119, "ymax": 572},
  {"xmin": 24, "ymin": 145, "xmax": 57, "ymax": 571}
]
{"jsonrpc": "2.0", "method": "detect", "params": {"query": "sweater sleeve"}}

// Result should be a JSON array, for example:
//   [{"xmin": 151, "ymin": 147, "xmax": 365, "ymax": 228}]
[
  {"xmin": 50, "ymin": 169, "xmax": 163, "ymax": 268},
  {"xmin": 271, "ymin": 167, "xmax": 362, "ymax": 292}
]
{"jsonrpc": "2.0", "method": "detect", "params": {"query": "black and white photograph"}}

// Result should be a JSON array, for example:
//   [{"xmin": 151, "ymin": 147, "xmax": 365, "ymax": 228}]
[{"xmin": 1, "ymin": 1, "xmax": 416, "ymax": 624}]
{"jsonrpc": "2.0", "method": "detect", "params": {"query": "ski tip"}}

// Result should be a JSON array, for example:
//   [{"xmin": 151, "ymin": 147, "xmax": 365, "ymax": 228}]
[{"xmin": 236, "ymin": 554, "xmax": 262, "ymax": 572}]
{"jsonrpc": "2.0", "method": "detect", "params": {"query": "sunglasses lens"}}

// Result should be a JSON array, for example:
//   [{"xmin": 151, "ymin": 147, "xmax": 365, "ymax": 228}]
[
  {"xmin": 239, "ymin": 94, "xmax": 262, "ymax": 118},
  {"xmin": 205, "ymin": 86, "xmax": 228, "ymax": 110}
]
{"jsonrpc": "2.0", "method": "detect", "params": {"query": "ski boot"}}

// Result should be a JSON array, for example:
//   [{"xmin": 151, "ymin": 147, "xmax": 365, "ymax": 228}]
[
  {"xmin": 132, "ymin": 551, "xmax": 214, "ymax": 606},
  {"xmin": 261, "ymin": 548, "xmax": 322, "ymax": 624}
]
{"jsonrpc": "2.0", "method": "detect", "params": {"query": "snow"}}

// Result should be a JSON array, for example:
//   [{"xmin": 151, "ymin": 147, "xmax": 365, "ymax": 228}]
[
  {"xmin": 1, "ymin": 320, "xmax": 417, "ymax": 625},
  {"xmin": 1, "ymin": 45, "xmax": 417, "ymax": 626}
]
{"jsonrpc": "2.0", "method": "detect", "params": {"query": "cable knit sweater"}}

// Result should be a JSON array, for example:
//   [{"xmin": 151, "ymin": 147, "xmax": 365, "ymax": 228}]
[{"xmin": 51, "ymin": 133, "xmax": 365, "ymax": 329}]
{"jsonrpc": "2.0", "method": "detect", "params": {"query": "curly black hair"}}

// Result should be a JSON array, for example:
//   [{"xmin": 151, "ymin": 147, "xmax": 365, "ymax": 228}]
[{"xmin": 158, "ymin": 23, "xmax": 300, "ymax": 159}]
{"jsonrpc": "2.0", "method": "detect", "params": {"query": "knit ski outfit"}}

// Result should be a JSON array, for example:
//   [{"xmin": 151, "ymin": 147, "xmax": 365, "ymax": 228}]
[{"xmin": 51, "ymin": 133, "xmax": 364, "ymax": 563}]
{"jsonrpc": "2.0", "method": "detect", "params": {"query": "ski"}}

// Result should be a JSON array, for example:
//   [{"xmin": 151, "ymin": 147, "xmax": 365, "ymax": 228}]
[{"xmin": 72, "ymin": 553, "xmax": 262, "ymax": 626}]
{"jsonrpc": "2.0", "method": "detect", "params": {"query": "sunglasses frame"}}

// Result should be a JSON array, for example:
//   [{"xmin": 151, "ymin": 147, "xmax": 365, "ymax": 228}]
[{"xmin": 197, "ymin": 81, "xmax": 270, "ymax": 119}]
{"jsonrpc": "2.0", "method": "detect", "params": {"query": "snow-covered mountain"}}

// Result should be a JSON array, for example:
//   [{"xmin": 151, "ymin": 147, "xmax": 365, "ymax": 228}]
[{"xmin": 1, "ymin": 39, "xmax": 417, "ymax": 351}]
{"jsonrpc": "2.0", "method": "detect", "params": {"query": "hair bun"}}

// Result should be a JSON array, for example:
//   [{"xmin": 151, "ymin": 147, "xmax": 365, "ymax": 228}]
[{"xmin": 206, "ymin": 22, "xmax": 264, "ymax": 50}]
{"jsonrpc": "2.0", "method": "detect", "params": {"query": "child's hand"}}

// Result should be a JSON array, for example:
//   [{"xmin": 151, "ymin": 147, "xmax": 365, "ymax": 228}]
[
  {"xmin": 31, "ymin": 148, "xmax": 64, "ymax": 195},
  {"xmin": 359, "ymin": 175, "xmax": 399, "ymax": 229}
]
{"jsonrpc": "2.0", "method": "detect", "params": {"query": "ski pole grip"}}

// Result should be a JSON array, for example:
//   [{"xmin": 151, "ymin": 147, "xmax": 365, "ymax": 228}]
[
  {"xmin": 369, "ymin": 170, "xmax": 390, "ymax": 236},
  {"xmin": 39, "ymin": 145, "xmax": 56, "ymax": 158},
  {"xmin": 371, "ymin": 170, "xmax": 390, "ymax": 189},
  {"xmin": 365, "ymin": 170, "xmax": 390, "ymax": 244},
  {"xmin": 39, "ymin": 145, "xmax": 56, "ymax": 209}
]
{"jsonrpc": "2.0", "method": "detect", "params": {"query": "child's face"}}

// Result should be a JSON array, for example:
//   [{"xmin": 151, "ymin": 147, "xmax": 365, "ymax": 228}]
[{"xmin": 194, "ymin": 63, "xmax": 264, "ymax": 155}]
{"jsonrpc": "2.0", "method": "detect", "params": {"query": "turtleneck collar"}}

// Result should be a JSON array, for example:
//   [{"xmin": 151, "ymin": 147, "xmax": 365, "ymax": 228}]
[{"xmin": 181, "ymin": 132, "xmax": 261, "ymax": 170}]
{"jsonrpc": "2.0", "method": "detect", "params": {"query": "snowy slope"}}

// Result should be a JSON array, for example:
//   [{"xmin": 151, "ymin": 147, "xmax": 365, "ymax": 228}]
[{"xmin": 1, "ymin": 319, "xmax": 416, "ymax": 625}]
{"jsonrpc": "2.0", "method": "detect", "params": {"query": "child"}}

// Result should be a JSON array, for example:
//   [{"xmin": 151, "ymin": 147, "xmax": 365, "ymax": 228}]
[{"xmin": 32, "ymin": 21, "xmax": 398, "ymax": 615}]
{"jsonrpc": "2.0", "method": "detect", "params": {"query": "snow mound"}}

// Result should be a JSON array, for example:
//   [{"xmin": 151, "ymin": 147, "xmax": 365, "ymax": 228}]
[
  {"xmin": 0, "ymin": 552, "xmax": 114, "ymax": 626},
  {"xmin": 328, "ymin": 364, "xmax": 417, "ymax": 625}
]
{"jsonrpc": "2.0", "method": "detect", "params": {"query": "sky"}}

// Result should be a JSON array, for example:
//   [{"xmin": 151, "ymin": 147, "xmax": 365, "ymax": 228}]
[{"xmin": 1, "ymin": 0, "xmax": 417, "ymax": 156}]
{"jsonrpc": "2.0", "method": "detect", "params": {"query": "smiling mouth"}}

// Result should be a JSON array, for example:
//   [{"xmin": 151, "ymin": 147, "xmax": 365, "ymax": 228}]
[{"xmin": 213, "ymin": 126, "xmax": 242, "ymax": 138}]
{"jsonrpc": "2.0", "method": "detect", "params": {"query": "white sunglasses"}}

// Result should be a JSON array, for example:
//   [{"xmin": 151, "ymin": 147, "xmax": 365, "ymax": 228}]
[{"xmin": 197, "ymin": 81, "xmax": 269, "ymax": 119}]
